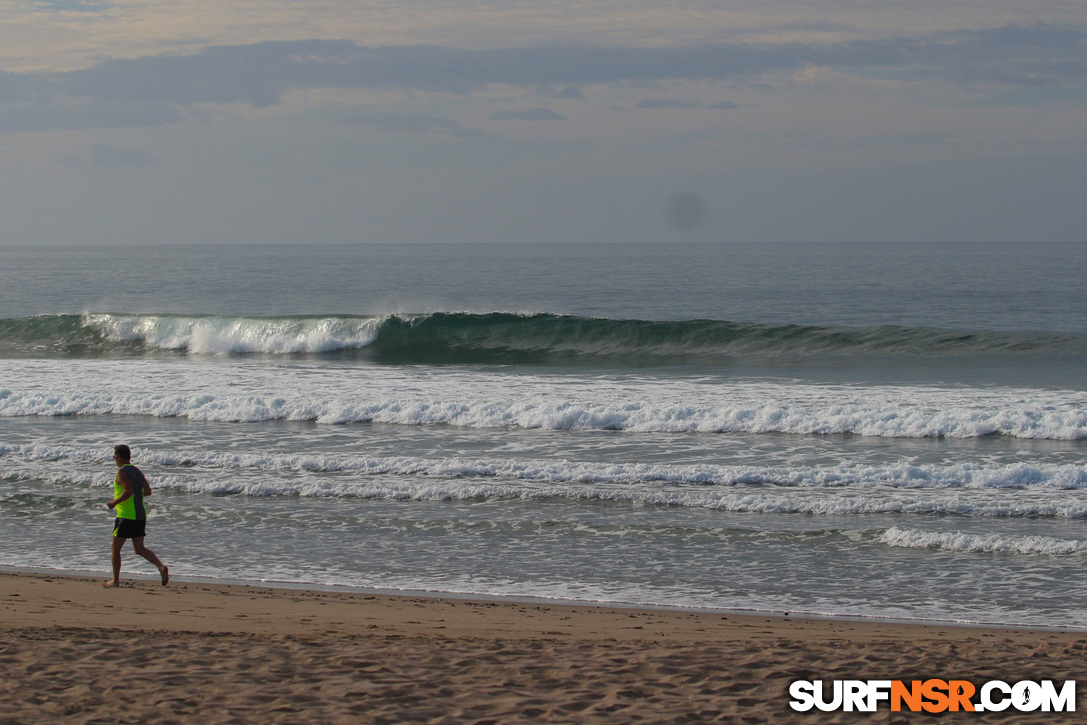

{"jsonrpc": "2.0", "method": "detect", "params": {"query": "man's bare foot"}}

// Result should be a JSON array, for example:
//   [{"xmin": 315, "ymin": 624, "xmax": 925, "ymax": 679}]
[
  {"xmin": 160, "ymin": 566, "xmax": 169, "ymax": 586},
  {"xmin": 103, "ymin": 581, "xmax": 120, "ymax": 588}
]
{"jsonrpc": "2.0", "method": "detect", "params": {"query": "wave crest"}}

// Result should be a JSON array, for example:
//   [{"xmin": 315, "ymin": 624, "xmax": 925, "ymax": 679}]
[
  {"xmin": 879, "ymin": 526, "xmax": 1087, "ymax": 555},
  {"xmin": 84, "ymin": 314, "xmax": 382, "ymax": 355},
  {"xmin": 1, "ymin": 312, "xmax": 1085, "ymax": 362}
]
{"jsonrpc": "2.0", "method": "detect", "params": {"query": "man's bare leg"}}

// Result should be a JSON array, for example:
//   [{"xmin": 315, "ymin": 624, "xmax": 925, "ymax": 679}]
[
  {"xmin": 104, "ymin": 536, "xmax": 125, "ymax": 587},
  {"xmin": 132, "ymin": 537, "xmax": 169, "ymax": 585}
]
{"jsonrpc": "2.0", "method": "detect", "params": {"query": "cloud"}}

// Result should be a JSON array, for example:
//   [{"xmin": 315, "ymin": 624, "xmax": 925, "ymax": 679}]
[
  {"xmin": 90, "ymin": 143, "xmax": 158, "ymax": 169},
  {"xmin": 632, "ymin": 98, "xmax": 739, "ymax": 110},
  {"xmin": 33, "ymin": 0, "xmax": 111, "ymax": 11},
  {"xmin": 635, "ymin": 99, "xmax": 700, "ymax": 109},
  {"xmin": 0, "ymin": 97, "xmax": 184, "ymax": 134},
  {"xmin": 58, "ymin": 143, "xmax": 159, "ymax": 171},
  {"xmin": 345, "ymin": 112, "xmax": 492, "ymax": 138},
  {"xmin": 2, "ymin": 23, "xmax": 1084, "ymax": 132},
  {"xmin": 893, "ymin": 23, "xmax": 1087, "ymax": 88},
  {"xmin": 536, "ymin": 85, "xmax": 585, "ymax": 100},
  {"xmin": 489, "ymin": 108, "xmax": 565, "ymax": 121}
]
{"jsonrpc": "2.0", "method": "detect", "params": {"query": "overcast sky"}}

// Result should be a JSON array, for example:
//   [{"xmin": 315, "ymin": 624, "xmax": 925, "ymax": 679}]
[{"xmin": 1, "ymin": 0, "xmax": 1085, "ymax": 245}]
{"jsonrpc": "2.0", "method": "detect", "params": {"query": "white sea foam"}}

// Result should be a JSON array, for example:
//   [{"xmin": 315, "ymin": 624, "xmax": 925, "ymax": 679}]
[
  {"xmin": 83, "ymin": 314, "xmax": 382, "ymax": 354},
  {"xmin": 4, "ymin": 443, "xmax": 1087, "ymax": 517},
  {"xmin": 3, "ymin": 358, "xmax": 1087, "ymax": 439},
  {"xmin": 879, "ymin": 526, "xmax": 1087, "ymax": 555},
  {"xmin": 14, "ymin": 445, "xmax": 1085, "ymax": 490},
  {"xmin": 6, "ymin": 466, "xmax": 1087, "ymax": 517},
  {"xmin": 2, "ymin": 386, "xmax": 1085, "ymax": 439}
]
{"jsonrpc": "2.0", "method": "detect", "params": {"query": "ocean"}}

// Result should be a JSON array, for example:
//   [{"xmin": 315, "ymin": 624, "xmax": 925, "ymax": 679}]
[{"xmin": 1, "ymin": 241, "xmax": 1086, "ymax": 628}]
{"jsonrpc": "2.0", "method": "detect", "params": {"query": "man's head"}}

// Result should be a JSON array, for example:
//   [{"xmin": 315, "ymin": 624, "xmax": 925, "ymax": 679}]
[{"xmin": 113, "ymin": 445, "xmax": 132, "ymax": 465}]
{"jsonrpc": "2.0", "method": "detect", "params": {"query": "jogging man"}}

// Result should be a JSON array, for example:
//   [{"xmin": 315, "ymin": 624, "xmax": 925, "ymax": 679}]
[{"xmin": 105, "ymin": 444, "xmax": 169, "ymax": 587}]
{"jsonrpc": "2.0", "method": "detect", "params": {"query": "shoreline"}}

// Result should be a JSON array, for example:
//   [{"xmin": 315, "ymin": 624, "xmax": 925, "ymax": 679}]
[
  {"xmin": 6, "ymin": 564, "xmax": 1082, "ymax": 633},
  {"xmin": 3, "ymin": 569, "xmax": 1086, "ymax": 723}
]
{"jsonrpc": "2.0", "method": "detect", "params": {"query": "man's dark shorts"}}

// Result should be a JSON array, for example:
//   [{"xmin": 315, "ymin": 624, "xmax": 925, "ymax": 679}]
[{"xmin": 113, "ymin": 518, "xmax": 147, "ymax": 539}]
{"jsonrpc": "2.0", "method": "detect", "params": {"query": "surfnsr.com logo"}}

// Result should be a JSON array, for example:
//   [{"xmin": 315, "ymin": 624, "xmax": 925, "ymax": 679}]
[{"xmin": 789, "ymin": 679, "xmax": 1076, "ymax": 713}]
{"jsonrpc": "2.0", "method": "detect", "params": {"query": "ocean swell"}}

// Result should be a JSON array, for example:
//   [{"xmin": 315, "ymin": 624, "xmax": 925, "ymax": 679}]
[{"xmin": 1, "ymin": 312, "xmax": 1085, "ymax": 363}]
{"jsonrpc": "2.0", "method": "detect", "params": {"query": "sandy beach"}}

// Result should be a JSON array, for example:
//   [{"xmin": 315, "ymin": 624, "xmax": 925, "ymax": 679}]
[{"xmin": 1, "ymin": 571, "xmax": 1084, "ymax": 723}]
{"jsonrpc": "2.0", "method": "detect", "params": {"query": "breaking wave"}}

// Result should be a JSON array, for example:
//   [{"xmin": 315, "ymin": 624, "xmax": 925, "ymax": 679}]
[
  {"xmin": 879, "ymin": 526, "xmax": 1087, "ymax": 555},
  {"xmin": 2, "ymin": 359, "xmax": 1086, "ymax": 439},
  {"xmin": 1, "ymin": 312, "xmax": 1085, "ymax": 363}
]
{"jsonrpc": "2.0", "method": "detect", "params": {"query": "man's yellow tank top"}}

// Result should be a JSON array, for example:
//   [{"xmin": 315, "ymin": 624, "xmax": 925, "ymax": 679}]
[{"xmin": 113, "ymin": 464, "xmax": 148, "ymax": 520}]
